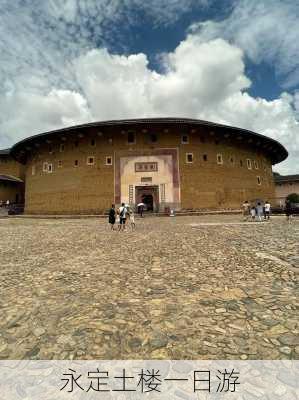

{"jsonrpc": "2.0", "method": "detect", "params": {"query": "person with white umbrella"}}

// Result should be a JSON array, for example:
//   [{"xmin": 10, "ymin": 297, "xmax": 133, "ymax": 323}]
[{"xmin": 137, "ymin": 202, "xmax": 145, "ymax": 217}]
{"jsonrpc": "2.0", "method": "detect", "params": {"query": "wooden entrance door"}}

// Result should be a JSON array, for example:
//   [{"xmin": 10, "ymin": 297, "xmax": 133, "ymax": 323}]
[{"xmin": 135, "ymin": 186, "xmax": 159, "ymax": 212}]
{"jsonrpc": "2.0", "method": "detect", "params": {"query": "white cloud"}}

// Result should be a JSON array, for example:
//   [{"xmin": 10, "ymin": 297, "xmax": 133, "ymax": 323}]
[
  {"xmin": 190, "ymin": 0, "xmax": 299, "ymax": 89},
  {"xmin": 1, "ymin": 33, "xmax": 298, "ymax": 174},
  {"xmin": 0, "ymin": 1, "xmax": 298, "ymax": 174},
  {"xmin": 0, "ymin": 89, "xmax": 91, "ymax": 146}
]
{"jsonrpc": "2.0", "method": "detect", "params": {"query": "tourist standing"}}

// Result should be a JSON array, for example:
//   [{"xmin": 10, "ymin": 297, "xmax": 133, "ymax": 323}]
[
  {"xmin": 242, "ymin": 200, "xmax": 250, "ymax": 221},
  {"xmin": 138, "ymin": 203, "xmax": 144, "ymax": 218},
  {"xmin": 285, "ymin": 199, "xmax": 292, "ymax": 223},
  {"xmin": 250, "ymin": 206, "xmax": 256, "ymax": 221},
  {"xmin": 264, "ymin": 201, "xmax": 271, "ymax": 220},
  {"xmin": 256, "ymin": 202, "xmax": 263, "ymax": 221},
  {"xmin": 118, "ymin": 203, "xmax": 128, "ymax": 231},
  {"xmin": 108, "ymin": 204, "xmax": 116, "ymax": 230},
  {"xmin": 129, "ymin": 209, "xmax": 136, "ymax": 231}
]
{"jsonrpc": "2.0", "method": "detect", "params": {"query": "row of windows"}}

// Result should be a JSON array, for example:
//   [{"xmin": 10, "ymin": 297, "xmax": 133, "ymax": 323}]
[
  {"xmin": 185, "ymin": 152, "xmax": 266, "ymax": 171},
  {"xmin": 277, "ymin": 182, "xmax": 296, "ymax": 186},
  {"xmin": 33, "ymin": 153, "xmax": 270, "ymax": 177},
  {"xmin": 49, "ymin": 132, "xmax": 176, "ymax": 150},
  {"xmin": 32, "ymin": 156, "xmax": 113, "ymax": 175},
  {"xmin": 44, "ymin": 131, "xmax": 265, "ymax": 152},
  {"xmin": 34, "ymin": 161, "xmax": 263, "ymax": 186}
]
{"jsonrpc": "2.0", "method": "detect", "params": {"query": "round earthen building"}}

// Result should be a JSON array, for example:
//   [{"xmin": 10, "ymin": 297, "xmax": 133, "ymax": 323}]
[{"xmin": 3, "ymin": 118, "xmax": 288, "ymax": 214}]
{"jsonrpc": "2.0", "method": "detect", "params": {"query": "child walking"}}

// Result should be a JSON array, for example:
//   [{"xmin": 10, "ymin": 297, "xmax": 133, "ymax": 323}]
[
  {"xmin": 250, "ymin": 206, "xmax": 256, "ymax": 221},
  {"xmin": 256, "ymin": 202, "xmax": 263, "ymax": 222},
  {"xmin": 129, "ymin": 210, "xmax": 136, "ymax": 231}
]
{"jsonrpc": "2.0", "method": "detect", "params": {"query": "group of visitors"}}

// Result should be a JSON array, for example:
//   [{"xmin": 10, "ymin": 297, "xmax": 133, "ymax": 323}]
[
  {"xmin": 108, "ymin": 203, "xmax": 135, "ymax": 231},
  {"xmin": 242, "ymin": 200, "xmax": 271, "ymax": 222},
  {"xmin": 242, "ymin": 199, "xmax": 294, "ymax": 222},
  {"xmin": 0, "ymin": 200, "xmax": 10, "ymax": 208}
]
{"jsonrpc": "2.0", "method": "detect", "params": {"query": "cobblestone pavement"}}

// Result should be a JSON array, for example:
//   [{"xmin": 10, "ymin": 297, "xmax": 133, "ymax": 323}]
[{"xmin": 0, "ymin": 215, "xmax": 298, "ymax": 360}]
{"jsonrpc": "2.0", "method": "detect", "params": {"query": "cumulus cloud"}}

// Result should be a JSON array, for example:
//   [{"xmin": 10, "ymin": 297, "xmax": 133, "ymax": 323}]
[
  {"xmin": 1, "ymin": 33, "xmax": 298, "ymax": 173},
  {"xmin": 0, "ymin": 89, "xmax": 91, "ymax": 146},
  {"xmin": 0, "ymin": 0, "xmax": 298, "ymax": 174},
  {"xmin": 0, "ymin": 0, "xmax": 208, "ymax": 88},
  {"xmin": 190, "ymin": 0, "xmax": 299, "ymax": 89}
]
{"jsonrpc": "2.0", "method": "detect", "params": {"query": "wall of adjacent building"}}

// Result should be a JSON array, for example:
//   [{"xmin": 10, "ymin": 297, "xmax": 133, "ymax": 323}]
[
  {"xmin": 0, "ymin": 154, "xmax": 25, "ymax": 180},
  {"xmin": 0, "ymin": 181, "xmax": 24, "ymax": 204},
  {"xmin": 275, "ymin": 181, "xmax": 299, "ymax": 205},
  {"xmin": 22, "ymin": 126, "xmax": 275, "ymax": 214},
  {"xmin": 0, "ymin": 154, "xmax": 25, "ymax": 204}
]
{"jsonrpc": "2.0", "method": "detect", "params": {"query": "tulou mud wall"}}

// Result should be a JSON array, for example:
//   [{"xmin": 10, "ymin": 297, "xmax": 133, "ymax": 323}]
[{"xmin": 20, "ymin": 125, "xmax": 275, "ymax": 214}]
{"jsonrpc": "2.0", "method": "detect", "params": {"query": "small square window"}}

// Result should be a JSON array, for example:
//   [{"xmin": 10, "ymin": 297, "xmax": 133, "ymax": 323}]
[
  {"xmin": 43, "ymin": 162, "xmax": 48, "ymax": 172},
  {"xmin": 186, "ymin": 153, "xmax": 193, "ymax": 163},
  {"xmin": 217, "ymin": 154, "xmax": 223, "ymax": 165},
  {"xmin": 150, "ymin": 133, "xmax": 158, "ymax": 143},
  {"xmin": 257, "ymin": 176, "xmax": 261, "ymax": 185},
  {"xmin": 106, "ymin": 156, "xmax": 113, "ymax": 165},
  {"xmin": 87, "ymin": 156, "xmax": 95, "ymax": 165},
  {"xmin": 58, "ymin": 160, "xmax": 62, "ymax": 168},
  {"xmin": 247, "ymin": 159, "xmax": 252, "ymax": 169},
  {"xmin": 181, "ymin": 135, "xmax": 189, "ymax": 144},
  {"xmin": 90, "ymin": 139, "xmax": 96, "ymax": 146},
  {"xmin": 74, "ymin": 160, "xmax": 79, "ymax": 167},
  {"xmin": 127, "ymin": 131, "xmax": 136, "ymax": 144},
  {"xmin": 203, "ymin": 154, "xmax": 208, "ymax": 162},
  {"xmin": 59, "ymin": 144, "xmax": 65, "ymax": 152}
]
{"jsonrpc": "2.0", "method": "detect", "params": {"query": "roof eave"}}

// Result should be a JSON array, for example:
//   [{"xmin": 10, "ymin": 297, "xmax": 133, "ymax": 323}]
[{"xmin": 9, "ymin": 118, "xmax": 288, "ymax": 165}]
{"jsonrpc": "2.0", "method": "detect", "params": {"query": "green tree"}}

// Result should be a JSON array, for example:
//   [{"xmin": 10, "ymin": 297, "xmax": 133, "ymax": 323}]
[{"xmin": 286, "ymin": 193, "xmax": 299, "ymax": 203}]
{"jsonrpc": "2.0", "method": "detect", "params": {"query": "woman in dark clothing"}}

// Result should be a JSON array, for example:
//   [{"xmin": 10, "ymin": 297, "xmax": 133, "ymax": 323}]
[
  {"xmin": 108, "ymin": 204, "xmax": 116, "ymax": 230},
  {"xmin": 285, "ymin": 200, "xmax": 292, "ymax": 222}
]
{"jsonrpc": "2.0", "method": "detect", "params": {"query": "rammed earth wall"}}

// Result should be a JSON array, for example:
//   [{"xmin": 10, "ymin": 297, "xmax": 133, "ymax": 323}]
[{"xmin": 21, "ymin": 125, "xmax": 275, "ymax": 214}]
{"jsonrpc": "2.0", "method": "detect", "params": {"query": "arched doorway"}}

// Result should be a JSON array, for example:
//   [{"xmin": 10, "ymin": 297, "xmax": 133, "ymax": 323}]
[
  {"xmin": 135, "ymin": 186, "xmax": 159, "ymax": 212},
  {"xmin": 142, "ymin": 194, "xmax": 154, "ymax": 211}
]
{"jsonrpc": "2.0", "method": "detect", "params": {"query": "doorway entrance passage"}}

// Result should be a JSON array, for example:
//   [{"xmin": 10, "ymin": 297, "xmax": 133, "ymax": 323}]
[{"xmin": 135, "ymin": 186, "xmax": 159, "ymax": 212}]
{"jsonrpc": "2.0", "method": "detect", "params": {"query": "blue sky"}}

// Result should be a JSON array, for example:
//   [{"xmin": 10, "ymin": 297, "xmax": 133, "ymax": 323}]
[{"xmin": 0, "ymin": 0, "xmax": 298, "ymax": 173}]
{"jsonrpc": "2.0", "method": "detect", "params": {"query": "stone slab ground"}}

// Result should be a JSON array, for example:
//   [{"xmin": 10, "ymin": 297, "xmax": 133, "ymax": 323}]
[{"xmin": 0, "ymin": 215, "xmax": 298, "ymax": 359}]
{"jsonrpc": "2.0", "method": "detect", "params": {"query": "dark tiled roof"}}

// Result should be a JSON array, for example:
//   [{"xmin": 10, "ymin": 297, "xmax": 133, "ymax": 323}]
[
  {"xmin": 0, "ymin": 148, "xmax": 10, "ymax": 155},
  {"xmin": 274, "ymin": 174, "xmax": 299, "ymax": 183},
  {"xmin": 0, "ymin": 174, "xmax": 23, "ymax": 183},
  {"xmin": 10, "ymin": 117, "xmax": 288, "ymax": 165}
]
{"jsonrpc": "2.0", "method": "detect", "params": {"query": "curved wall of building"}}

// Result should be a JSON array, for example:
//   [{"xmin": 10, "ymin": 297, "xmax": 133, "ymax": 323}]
[
  {"xmin": 0, "ymin": 151, "xmax": 25, "ymax": 180},
  {"xmin": 0, "ymin": 150, "xmax": 25, "ymax": 204},
  {"xmin": 11, "ymin": 119, "xmax": 283, "ymax": 214}
]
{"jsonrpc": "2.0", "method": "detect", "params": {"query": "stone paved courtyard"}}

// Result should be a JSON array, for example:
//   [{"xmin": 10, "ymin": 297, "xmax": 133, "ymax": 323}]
[{"xmin": 0, "ymin": 215, "xmax": 298, "ymax": 360}]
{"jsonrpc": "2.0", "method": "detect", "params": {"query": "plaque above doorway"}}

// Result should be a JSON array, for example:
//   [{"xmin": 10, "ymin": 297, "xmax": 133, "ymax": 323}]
[
  {"xmin": 135, "ymin": 162, "xmax": 158, "ymax": 172},
  {"xmin": 141, "ymin": 177, "xmax": 152, "ymax": 183}
]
